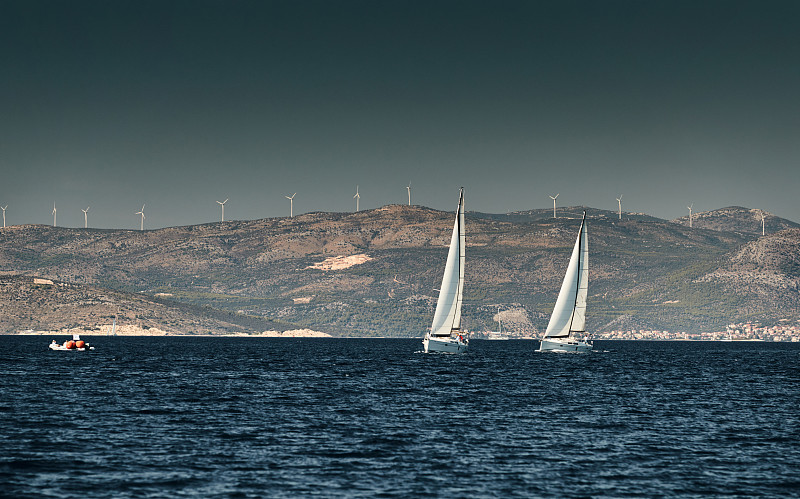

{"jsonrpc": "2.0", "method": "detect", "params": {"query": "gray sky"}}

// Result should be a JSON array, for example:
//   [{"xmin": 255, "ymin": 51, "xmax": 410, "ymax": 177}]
[{"xmin": 2, "ymin": 0, "xmax": 799, "ymax": 229}]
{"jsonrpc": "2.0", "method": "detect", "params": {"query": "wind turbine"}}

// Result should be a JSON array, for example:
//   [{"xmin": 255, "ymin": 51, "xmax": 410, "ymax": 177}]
[
  {"xmin": 216, "ymin": 198, "xmax": 228, "ymax": 222},
  {"xmin": 616, "ymin": 195, "xmax": 623, "ymax": 220},
  {"xmin": 406, "ymin": 182, "xmax": 411, "ymax": 206},
  {"xmin": 285, "ymin": 193, "xmax": 296, "ymax": 218},
  {"xmin": 1, "ymin": 205, "xmax": 7, "ymax": 228},
  {"xmin": 52, "ymin": 202, "xmax": 57, "ymax": 227},
  {"xmin": 353, "ymin": 186, "xmax": 360, "ymax": 212},
  {"xmin": 687, "ymin": 203, "xmax": 693, "ymax": 228},
  {"xmin": 760, "ymin": 209, "xmax": 765, "ymax": 236},
  {"xmin": 136, "ymin": 204, "xmax": 145, "ymax": 231},
  {"xmin": 81, "ymin": 206, "xmax": 90, "ymax": 228},
  {"xmin": 549, "ymin": 194, "xmax": 559, "ymax": 219}
]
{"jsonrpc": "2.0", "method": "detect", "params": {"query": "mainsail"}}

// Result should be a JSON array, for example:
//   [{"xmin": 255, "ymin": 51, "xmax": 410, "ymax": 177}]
[
  {"xmin": 543, "ymin": 213, "xmax": 588, "ymax": 339},
  {"xmin": 430, "ymin": 189, "xmax": 465, "ymax": 337}
]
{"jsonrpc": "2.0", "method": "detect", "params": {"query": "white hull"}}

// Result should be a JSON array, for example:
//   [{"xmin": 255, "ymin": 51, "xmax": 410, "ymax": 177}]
[
  {"xmin": 537, "ymin": 338, "xmax": 592, "ymax": 353},
  {"xmin": 49, "ymin": 344, "xmax": 94, "ymax": 351},
  {"xmin": 487, "ymin": 333, "xmax": 509, "ymax": 340},
  {"xmin": 423, "ymin": 335, "xmax": 468, "ymax": 353}
]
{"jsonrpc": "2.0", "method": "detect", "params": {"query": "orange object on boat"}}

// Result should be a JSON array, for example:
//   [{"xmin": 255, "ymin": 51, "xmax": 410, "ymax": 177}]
[
  {"xmin": 65, "ymin": 341, "xmax": 76, "ymax": 349},
  {"xmin": 75, "ymin": 340, "xmax": 85, "ymax": 348}
]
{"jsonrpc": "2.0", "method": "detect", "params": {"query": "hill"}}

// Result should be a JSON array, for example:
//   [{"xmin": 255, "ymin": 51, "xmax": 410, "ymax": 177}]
[
  {"xmin": 698, "ymin": 228, "xmax": 800, "ymax": 319},
  {"xmin": 671, "ymin": 206, "xmax": 799, "ymax": 234},
  {"xmin": 1, "ymin": 204, "xmax": 799, "ymax": 336},
  {"xmin": 473, "ymin": 206, "xmax": 665, "ymax": 223},
  {"xmin": 0, "ymin": 274, "xmax": 296, "ymax": 335}
]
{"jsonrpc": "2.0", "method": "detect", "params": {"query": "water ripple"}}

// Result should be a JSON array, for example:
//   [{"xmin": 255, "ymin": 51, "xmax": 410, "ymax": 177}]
[{"xmin": 0, "ymin": 337, "xmax": 798, "ymax": 497}]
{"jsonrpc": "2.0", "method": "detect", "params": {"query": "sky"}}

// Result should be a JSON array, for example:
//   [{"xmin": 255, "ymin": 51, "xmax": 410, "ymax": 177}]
[{"xmin": 2, "ymin": 0, "xmax": 799, "ymax": 229}]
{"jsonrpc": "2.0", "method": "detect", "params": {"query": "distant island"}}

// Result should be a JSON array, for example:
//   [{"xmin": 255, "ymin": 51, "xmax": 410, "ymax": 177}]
[{"xmin": 1, "ymin": 204, "xmax": 799, "ymax": 338}]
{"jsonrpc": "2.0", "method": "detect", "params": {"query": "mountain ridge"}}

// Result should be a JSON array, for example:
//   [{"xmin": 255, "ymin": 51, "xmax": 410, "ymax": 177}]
[
  {"xmin": 671, "ymin": 206, "xmax": 799, "ymax": 234},
  {"xmin": 2, "ymin": 204, "xmax": 798, "ymax": 335}
]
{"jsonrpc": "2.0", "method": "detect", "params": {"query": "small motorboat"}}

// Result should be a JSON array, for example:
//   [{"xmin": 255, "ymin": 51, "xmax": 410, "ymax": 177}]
[{"xmin": 49, "ymin": 334, "xmax": 94, "ymax": 351}]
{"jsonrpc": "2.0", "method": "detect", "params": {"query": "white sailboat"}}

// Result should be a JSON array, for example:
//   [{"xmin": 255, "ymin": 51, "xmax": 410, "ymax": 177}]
[
  {"xmin": 487, "ymin": 311, "xmax": 509, "ymax": 340},
  {"xmin": 538, "ymin": 212, "xmax": 592, "ymax": 353},
  {"xmin": 423, "ymin": 188, "xmax": 469, "ymax": 353}
]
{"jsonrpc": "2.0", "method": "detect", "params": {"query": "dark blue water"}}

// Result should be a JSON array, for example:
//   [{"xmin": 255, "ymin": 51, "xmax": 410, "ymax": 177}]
[{"xmin": 1, "ymin": 337, "xmax": 798, "ymax": 498}]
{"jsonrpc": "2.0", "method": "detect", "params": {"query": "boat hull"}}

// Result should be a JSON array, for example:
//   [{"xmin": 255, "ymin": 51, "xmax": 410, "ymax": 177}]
[
  {"xmin": 486, "ymin": 333, "xmax": 509, "ymax": 340},
  {"xmin": 49, "ymin": 344, "xmax": 94, "ymax": 351},
  {"xmin": 537, "ymin": 338, "xmax": 592, "ymax": 353},
  {"xmin": 423, "ymin": 335, "xmax": 468, "ymax": 353}
]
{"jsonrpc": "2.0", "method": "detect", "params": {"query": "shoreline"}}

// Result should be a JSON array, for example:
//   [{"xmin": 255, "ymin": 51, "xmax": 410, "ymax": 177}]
[
  {"xmin": 3, "ymin": 332, "xmax": 790, "ymax": 342},
  {"xmin": 9, "ymin": 327, "xmax": 332, "ymax": 338}
]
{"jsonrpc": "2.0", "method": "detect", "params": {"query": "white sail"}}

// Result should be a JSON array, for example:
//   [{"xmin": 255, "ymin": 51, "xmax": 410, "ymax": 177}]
[
  {"xmin": 430, "ymin": 189, "xmax": 465, "ymax": 337},
  {"xmin": 543, "ymin": 214, "xmax": 588, "ymax": 339}
]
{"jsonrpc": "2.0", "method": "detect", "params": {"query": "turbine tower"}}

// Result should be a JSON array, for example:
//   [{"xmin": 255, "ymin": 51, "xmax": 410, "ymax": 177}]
[
  {"xmin": 760, "ymin": 209, "xmax": 765, "ymax": 236},
  {"xmin": 285, "ymin": 193, "xmax": 296, "ymax": 218},
  {"xmin": 616, "ymin": 195, "xmax": 623, "ymax": 220},
  {"xmin": 52, "ymin": 202, "xmax": 57, "ymax": 227},
  {"xmin": 406, "ymin": 182, "xmax": 411, "ymax": 206},
  {"xmin": 1, "ymin": 205, "xmax": 7, "ymax": 228},
  {"xmin": 136, "ymin": 204, "xmax": 145, "ymax": 231},
  {"xmin": 81, "ymin": 206, "xmax": 90, "ymax": 229},
  {"xmin": 687, "ymin": 203, "xmax": 693, "ymax": 228},
  {"xmin": 549, "ymin": 194, "xmax": 559, "ymax": 219},
  {"xmin": 216, "ymin": 198, "xmax": 228, "ymax": 222},
  {"xmin": 353, "ymin": 186, "xmax": 360, "ymax": 212}
]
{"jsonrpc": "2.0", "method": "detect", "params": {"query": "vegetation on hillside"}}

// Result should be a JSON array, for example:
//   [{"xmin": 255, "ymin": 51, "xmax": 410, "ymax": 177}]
[{"xmin": 1, "ymin": 205, "xmax": 799, "ymax": 335}]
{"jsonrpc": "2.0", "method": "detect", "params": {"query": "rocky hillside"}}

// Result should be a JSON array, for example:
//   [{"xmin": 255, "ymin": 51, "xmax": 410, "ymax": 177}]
[
  {"xmin": 2, "ymin": 204, "xmax": 799, "ymax": 335},
  {"xmin": 475, "ymin": 206, "xmax": 665, "ymax": 223},
  {"xmin": 0, "ymin": 274, "xmax": 294, "ymax": 335},
  {"xmin": 698, "ymin": 229, "xmax": 800, "ymax": 318},
  {"xmin": 671, "ymin": 206, "xmax": 799, "ymax": 234}
]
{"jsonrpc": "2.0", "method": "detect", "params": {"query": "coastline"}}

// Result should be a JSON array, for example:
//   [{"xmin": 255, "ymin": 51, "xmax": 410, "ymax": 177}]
[{"xmin": 10, "ymin": 326, "xmax": 332, "ymax": 338}]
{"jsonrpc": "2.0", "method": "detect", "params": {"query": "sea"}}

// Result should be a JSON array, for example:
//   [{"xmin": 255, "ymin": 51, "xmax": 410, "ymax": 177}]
[{"xmin": 1, "ymin": 336, "xmax": 798, "ymax": 498}]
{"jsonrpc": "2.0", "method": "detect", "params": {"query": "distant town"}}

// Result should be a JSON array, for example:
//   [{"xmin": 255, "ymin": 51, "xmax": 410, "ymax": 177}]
[
  {"xmin": 476, "ymin": 322, "xmax": 800, "ymax": 342},
  {"xmin": 592, "ymin": 322, "xmax": 800, "ymax": 342}
]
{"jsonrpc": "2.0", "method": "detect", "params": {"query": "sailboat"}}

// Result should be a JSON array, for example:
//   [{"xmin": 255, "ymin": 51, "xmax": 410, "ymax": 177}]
[
  {"xmin": 487, "ymin": 310, "xmax": 509, "ymax": 340},
  {"xmin": 423, "ymin": 188, "xmax": 468, "ymax": 353},
  {"xmin": 538, "ymin": 211, "xmax": 592, "ymax": 353}
]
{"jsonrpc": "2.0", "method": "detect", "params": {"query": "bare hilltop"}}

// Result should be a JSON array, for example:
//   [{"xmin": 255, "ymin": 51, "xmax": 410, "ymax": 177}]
[{"xmin": 2, "ymin": 204, "xmax": 799, "ymax": 336}]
